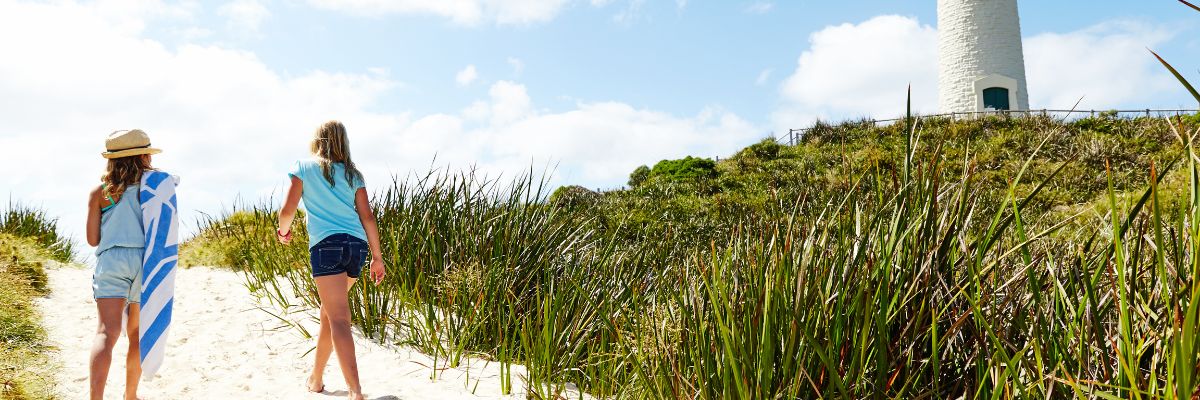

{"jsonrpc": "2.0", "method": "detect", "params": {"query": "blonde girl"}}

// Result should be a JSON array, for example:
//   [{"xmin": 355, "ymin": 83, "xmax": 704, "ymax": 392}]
[
  {"xmin": 85, "ymin": 129, "xmax": 160, "ymax": 400},
  {"xmin": 276, "ymin": 120, "xmax": 386, "ymax": 400}
]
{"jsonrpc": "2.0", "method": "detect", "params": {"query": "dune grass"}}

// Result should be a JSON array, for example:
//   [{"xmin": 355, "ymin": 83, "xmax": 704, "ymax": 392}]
[
  {"xmin": 0, "ymin": 202, "xmax": 75, "ymax": 264},
  {"xmin": 0, "ymin": 232, "xmax": 59, "ymax": 399},
  {"xmin": 186, "ymin": 110, "xmax": 1200, "ymax": 398},
  {"xmin": 178, "ymin": 210, "xmax": 287, "ymax": 269}
]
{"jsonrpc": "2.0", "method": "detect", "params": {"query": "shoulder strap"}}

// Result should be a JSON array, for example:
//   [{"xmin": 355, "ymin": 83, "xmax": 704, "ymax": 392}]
[{"xmin": 100, "ymin": 184, "xmax": 118, "ymax": 211}]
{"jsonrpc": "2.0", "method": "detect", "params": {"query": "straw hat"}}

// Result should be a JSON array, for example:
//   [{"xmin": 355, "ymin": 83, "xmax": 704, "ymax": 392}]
[{"xmin": 101, "ymin": 129, "xmax": 162, "ymax": 159}]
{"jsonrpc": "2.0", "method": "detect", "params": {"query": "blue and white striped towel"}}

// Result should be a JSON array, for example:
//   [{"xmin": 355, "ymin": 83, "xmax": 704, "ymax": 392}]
[{"xmin": 139, "ymin": 171, "xmax": 179, "ymax": 381}]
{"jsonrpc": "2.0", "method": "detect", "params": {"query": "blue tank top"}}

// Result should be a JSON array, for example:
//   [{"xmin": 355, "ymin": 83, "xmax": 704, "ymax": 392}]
[{"xmin": 97, "ymin": 185, "xmax": 145, "ymax": 255}]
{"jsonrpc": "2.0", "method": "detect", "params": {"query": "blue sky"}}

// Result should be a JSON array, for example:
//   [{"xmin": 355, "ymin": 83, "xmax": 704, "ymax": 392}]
[
  {"xmin": 146, "ymin": 0, "xmax": 1200, "ymax": 126},
  {"xmin": 1, "ymin": 0, "xmax": 1198, "ymax": 246}
]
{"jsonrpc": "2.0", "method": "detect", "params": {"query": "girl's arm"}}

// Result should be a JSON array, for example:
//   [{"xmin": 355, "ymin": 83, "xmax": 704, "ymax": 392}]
[
  {"xmin": 354, "ymin": 188, "xmax": 386, "ymax": 284},
  {"xmin": 86, "ymin": 185, "xmax": 102, "ymax": 247},
  {"xmin": 277, "ymin": 176, "xmax": 303, "ymax": 243}
]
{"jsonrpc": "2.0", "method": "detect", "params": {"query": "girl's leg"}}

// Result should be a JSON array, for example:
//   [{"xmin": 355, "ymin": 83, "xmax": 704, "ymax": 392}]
[
  {"xmin": 313, "ymin": 274, "xmax": 362, "ymax": 399},
  {"xmin": 124, "ymin": 304, "xmax": 141, "ymax": 400},
  {"xmin": 307, "ymin": 308, "xmax": 332, "ymax": 392},
  {"xmin": 309, "ymin": 276, "xmax": 355, "ymax": 391},
  {"xmin": 89, "ymin": 299, "xmax": 127, "ymax": 400}
]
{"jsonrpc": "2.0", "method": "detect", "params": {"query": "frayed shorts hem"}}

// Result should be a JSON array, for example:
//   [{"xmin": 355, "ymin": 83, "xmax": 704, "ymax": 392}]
[{"xmin": 93, "ymin": 295, "xmax": 140, "ymax": 304}]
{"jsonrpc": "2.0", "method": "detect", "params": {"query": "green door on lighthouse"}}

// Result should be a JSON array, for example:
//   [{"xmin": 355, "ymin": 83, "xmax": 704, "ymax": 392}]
[{"xmin": 982, "ymin": 87, "xmax": 1011, "ymax": 111}]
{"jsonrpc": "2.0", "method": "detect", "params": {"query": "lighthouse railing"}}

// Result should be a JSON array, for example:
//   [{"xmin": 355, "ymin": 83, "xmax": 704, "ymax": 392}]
[{"xmin": 784, "ymin": 108, "xmax": 1200, "ymax": 146}]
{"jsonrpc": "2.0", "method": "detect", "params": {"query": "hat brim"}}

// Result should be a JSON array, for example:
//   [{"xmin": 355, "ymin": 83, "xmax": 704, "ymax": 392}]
[{"xmin": 101, "ymin": 147, "xmax": 162, "ymax": 159}]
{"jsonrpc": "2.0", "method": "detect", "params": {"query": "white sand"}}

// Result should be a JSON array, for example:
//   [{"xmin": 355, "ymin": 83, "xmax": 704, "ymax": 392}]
[{"xmin": 36, "ymin": 265, "xmax": 556, "ymax": 400}]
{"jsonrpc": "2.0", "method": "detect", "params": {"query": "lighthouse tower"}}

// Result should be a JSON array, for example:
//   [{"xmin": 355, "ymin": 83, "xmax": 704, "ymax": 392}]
[{"xmin": 937, "ymin": 0, "xmax": 1030, "ymax": 113}]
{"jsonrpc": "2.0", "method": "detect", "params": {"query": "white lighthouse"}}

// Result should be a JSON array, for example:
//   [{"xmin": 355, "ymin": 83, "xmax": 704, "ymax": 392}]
[{"xmin": 937, "ymin": 0, "xmax": 1030, "ymax": 113}]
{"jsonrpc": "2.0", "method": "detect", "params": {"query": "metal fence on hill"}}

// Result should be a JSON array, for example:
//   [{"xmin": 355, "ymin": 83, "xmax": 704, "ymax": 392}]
[{"xmin": 782, "ymin": 108, "xmax": 1200, "ymax": 146}]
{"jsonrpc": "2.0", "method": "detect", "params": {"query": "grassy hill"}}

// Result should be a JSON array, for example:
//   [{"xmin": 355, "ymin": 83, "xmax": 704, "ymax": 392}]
[{"xmin": 561, "ymin": 114, "xmax": 1198, "ymax": 249}]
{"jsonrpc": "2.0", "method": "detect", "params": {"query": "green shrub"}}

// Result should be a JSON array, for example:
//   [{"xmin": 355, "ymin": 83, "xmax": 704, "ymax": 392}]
[
  {"xmin": 549, "ymin": 185, "xmax": 600, "ymax": 209},
  {"xmin": 738, "ymin": 138, "xmax": 782, "ymax": 161},
  {"xmin": 648, "ymin": 156, "xmax": 718, "ymax": 182},
  {"xmin": 1182, "ymin": 112, "xmax": 1200, "ymax": 127},
  {"xmin": 627, "ymin": 165, "xmax": 650, "ymax": 188}
]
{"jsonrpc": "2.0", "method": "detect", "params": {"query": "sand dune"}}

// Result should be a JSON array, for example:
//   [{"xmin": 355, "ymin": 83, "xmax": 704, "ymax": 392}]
[{"xmin": 37, "ymin": 265, "xmax": 544, "ymax": 400}]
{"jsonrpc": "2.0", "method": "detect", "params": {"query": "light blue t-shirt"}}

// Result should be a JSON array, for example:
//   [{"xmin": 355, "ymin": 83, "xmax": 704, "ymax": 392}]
[{"xmin": 289, "ymin": 160, "xmax": 367, "ymax": 248}]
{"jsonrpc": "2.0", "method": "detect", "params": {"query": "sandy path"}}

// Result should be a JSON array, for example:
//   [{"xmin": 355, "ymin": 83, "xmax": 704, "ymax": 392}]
[{"xmin": 36, "ymin": 265, "xmax": 537, "ymax": 400}]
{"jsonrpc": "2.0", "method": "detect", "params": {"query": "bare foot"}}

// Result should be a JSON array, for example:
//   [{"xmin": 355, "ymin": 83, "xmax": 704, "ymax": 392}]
[
  {"xmin": 306, "ymin": 376, "xmax": 324, "ymax": 393},
  {"xmin": 347, "ymin": 390, "xmax": 365, "ymax": 400}
]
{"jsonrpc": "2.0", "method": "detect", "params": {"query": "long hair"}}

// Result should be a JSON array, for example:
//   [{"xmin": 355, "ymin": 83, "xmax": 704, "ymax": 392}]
[
  {"xmin": 102, "ymin": 155, "xmax": 152, "ymax": 199},
  {"xmin": 310, "ymin": 120, "xmax": 363, "ymax": 187}
]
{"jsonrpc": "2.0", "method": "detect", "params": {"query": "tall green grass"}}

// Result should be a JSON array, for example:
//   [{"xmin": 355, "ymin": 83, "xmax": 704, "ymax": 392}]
[
  {"xmin": 199, "ymin": 171, "xmax": 653, "ymax": 396},
  {"xmin": 0, "ymin": 204, "xmax": 69, "ymax": 398},
  {"xmin": 194, "ymin": 118, "xmax": 1200, "ymax": 397},
  {"xmin": 0, "ymin": 202, "xmax": 75, "ymax": 263},
  {"xmin": 0, "ymin": 234, "xmax": 58, "ymax": 399},
  {"xmin": 179, "ymin": 210, "xmax": 288, "ymax": 269}
]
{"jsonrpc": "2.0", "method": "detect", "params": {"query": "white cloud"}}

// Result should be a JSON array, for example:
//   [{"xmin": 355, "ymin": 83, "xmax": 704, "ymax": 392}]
[
  {"xmin": 0, "ymin": 0, "xmax": 399, "ymax": 246},
  {"xmin": 1025, "ymin": 21, "xmax": 1177, "ymax": 110},
  {"xmin": 774, "ymin": 15, "xmax": 938, "ymax": 130},
  {"xmin": 507, "ymin": 57, "xmax": 525, "ymax": 75},
  {"xmin": 69, "ymin": 0, "xmax": 199, "ymax": 35},
  {"xmin": 456, "ymin": 65, "xmax": 479, "ymax": 86},
  {"xmin": 306, "ymin": 0, "xmax": 571, "ymax": 25},
  {"xmin": 307, "ymin": 0, "xmax": 681, "ymax": 26},
  {"xmin": 0, "ymin": 0, "xmax": 760, "ymax": 248},
  {"xmin": 174, "ymin": 26, "xmax": 214, "ymax": 41},
  {"xmin": 611, "ymin": 0, "xmax": 647, "ymax": 24},
  {"xmin": 755, "ymin": 68, "xmax": 772, "ymax": 86},
  {"xmin": 772, "ymin": 16, "xmax": 1183, "ymax": 131},
  {"xmin": 745, "ymin": 1, "xmax": 773, "ymax": 14},
  {"xmin": 487, "ymin": 81, "xmax": 534, "ymax": 125},
  {"xmin": 399, "ymin": 81, "xmax": 761, "ymax": 186},
  {"xmin": 218, "ymin": 0, "xmax": 270, "ymax": 34}
]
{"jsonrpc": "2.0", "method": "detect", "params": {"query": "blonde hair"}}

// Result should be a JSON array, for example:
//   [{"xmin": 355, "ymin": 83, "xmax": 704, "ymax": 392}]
[
  {"xmin": 311, "ymin": 120, "xmax": 363, "ymax": 187},
  {"xmin": 102, "ymin": 155, "xmax": 152, "ymax": 199}
]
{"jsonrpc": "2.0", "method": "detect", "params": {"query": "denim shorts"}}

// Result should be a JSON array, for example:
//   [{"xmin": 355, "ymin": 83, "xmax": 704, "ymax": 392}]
[
  {"xmin": 310, "ymin": 234, "xmax": 369, "ymax": 278},
  {"xmin": 93, "ymin": 247, "xmax": 143, "ymax": 304}
]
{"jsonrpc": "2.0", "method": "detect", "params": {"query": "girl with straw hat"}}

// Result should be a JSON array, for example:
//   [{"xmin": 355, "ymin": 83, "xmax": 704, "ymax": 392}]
[{"xmin": 85, "ymin": 129, "xmax": 160, "ymax": 400}]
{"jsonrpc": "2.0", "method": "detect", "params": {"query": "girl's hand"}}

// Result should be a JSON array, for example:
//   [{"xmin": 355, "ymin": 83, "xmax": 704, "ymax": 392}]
[
  {"xmin": 276, "ymin": 229, "xmax": 292, "ymax": 244},
  {"xmin": 369, "ymin": 258, "xmax": 386, "ymax": 284}
]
